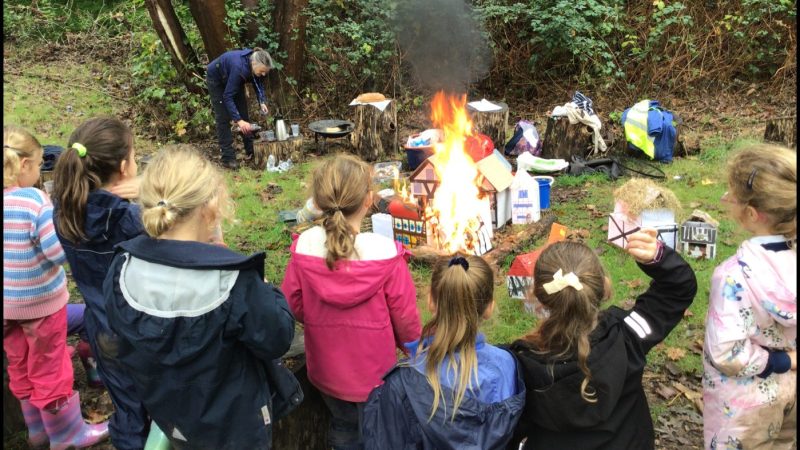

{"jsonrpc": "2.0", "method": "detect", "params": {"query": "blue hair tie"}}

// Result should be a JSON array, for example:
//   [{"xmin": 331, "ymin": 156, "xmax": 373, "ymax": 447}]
[{"xmin": 448, "ymin": 256, "xmax": 469, "ymax": 271}]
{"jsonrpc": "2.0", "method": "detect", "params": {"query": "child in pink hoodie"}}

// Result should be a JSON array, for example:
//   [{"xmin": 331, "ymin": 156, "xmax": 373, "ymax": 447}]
[
  {"xmin": 282, "ymin": 154, "xmax": 421, "ymax": 449},
  {"xmin": 703, "ymin": 144, "xmax": 796, "ymax": 450}
]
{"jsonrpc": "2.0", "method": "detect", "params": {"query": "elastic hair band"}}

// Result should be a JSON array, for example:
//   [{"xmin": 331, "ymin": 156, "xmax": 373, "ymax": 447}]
[
  {"xmin": 746, "ymin": 168, "xmax": 757, "ymax": 190},
  {"xmin": 157, "ymin": 200, "xmax": 168, "ymax": 207},
  {"xmin": 448, "ymin": 256, "xmax": 469, "ymax": 271},
  {"xmin": 72, "ymin": 143, "xmax": 87, "ymax": 158}
]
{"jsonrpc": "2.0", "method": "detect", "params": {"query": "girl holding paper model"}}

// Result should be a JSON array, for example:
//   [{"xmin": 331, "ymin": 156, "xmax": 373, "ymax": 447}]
[{"xmin": 509, "ymin": 232, "xmax": 697, "ymax": 449}]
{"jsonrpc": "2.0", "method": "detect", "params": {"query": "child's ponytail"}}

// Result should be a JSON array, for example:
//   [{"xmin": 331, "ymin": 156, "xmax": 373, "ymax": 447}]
[
  {"xmin": 421, "ymin": 255, "xmax": 494, "ymax": 420},
  {"xmin": 525, "ymin": 241, "xmax": 607, "ymax": 403},
  {"xmin": 311, "ymin": 154, "xmax": 372, "ymax": 270},
  {"xmin": 52, "ymin": 117, "xmax": 133, "ymax": 243},
  {"xmin": 4, "ymin": 125, "xmax": 42, "ymax": 188}
]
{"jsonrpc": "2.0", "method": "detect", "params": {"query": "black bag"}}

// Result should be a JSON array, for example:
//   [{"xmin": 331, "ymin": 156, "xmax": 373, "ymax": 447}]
[{"xmin": 567, "ymin": 156, "xmax": 621, "ymax": 180}]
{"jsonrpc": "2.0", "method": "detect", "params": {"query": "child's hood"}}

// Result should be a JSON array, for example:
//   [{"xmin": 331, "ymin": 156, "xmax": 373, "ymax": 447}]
[
  {"xmin": 289, "ymin": 229, "xmax": 409, "ymax": 308},
  {"xmin": 82, "ymin": 189, "xmax": 141, "ymax": 243},
  {"xmin": 510, "ymin": 313, "xmax": 628, "ymax": 431},
  {"xmin": 734, "ymin": 240, "xmax": 796, "ymax": 327}
]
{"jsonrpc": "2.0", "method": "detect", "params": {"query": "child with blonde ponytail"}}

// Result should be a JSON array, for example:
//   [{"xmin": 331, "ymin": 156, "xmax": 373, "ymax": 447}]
[
  {"xmin": 510, "ymin": 231, "xmax": 697, "ymax": 449},
  {"xmin": 281, "ymin": 153, "xmax": 421, "ymax": 449},
  {"xmin": 703, "ymin": 144, "xmax": 796, "ymax": 449},
  {"xmin": 104, "ymin": 146, "xmax": 296, "ymax": 449},
  {"xmin": 4, "ymin": 125, "xmax": 109, "ymax": 449},
  {"xmin": 362, "ymin": 255, "xmax": 525, "ymax": 450}
]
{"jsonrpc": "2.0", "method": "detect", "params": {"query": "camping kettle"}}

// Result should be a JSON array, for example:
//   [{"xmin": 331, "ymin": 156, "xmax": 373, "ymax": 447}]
[{"xmin": 275, "ymin": 117, "xmax": 288, "ymax": 141}]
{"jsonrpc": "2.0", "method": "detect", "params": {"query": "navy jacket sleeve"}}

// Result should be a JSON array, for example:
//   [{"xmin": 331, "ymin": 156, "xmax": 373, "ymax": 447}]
[
  {"xmin": 612, "ymin": 245, "xmax": 697, "ymax": 369},
  {"xmin": 361, "ymin": 372, "xmax": 418, "ymax": 450},
  {"xmin": 223, "ymin": 61, "xmax": 246, "ymax": 122},
  {"xmin": 228, "ymin": 273, "xmax": 295, "ymax": 363}
]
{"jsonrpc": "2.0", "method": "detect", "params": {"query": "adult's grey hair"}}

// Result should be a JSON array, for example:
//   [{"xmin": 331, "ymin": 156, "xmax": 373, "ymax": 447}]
[{"xmin": 251, "ymin": 48, "xmax": 274, "ymax": 69}]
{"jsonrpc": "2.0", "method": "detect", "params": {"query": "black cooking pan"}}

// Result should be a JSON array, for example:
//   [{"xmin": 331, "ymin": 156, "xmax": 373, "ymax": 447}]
[{"xmin": 308, "ymin": 119, "xmax": 355, "ymax": 138}]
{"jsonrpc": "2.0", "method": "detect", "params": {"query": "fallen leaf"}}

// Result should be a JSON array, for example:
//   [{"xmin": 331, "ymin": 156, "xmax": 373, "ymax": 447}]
[
  {"xmin": 622, "ymin": 299, "xmax": 636, "ymax": 310},
  {"xmin": 625, "ymin": 279, "xmax": 644, "ymax": 289},
  {"xmin": 601, "ymin": 224, "xmax": 609, "ymax": 232},
  {"xmin": 586, "ymin": 204, "xmax": 596, "ymax": 211},
  {"xmin": 84, "ymin": 409, "xmax": 111, "ymax": 424},
  {"xmin": 665, "ymin": 361, "xmax": 682, "ymax": 377},
  {"xmin": 700, "ymin": 178, "xmax": 715, "ymax": 185},
  {"xmin": 683, "ymin": 309, "xmax": 694, "ymax": 318},
  {"xmin": 665, "ymin": 347, "xmax": 687, "ymax": 361},
  {"xmin": 688, "ymin": 201, "xmax": 701, "ymax": 208},
  {"xmin": 692, "ymin": 397, "xmax": 704, "ymax": 414}
]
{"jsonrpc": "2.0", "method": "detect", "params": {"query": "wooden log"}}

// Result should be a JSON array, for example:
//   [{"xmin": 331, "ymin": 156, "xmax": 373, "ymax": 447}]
[
  {"xmin": 271, "ymin": 359, "xmax": 330, "ymax": 450},
  {"xmin": 541, "ymin": 116, "xmax": 594, "ymax": 160},
  {"xmin": 764, "ymin": 116, "xmax": 796, "ymax": 148},
  {"xmin": 409, "ymin": 212, "xmax": 557, "ymax": 279},
  {"xmin": 467, "ymin": 101, "xmax": 509, "ymax": 150},
  {"xmin": 253, "ymin": 137, "xmax": 305, "ymax": 170},
  {"xmin": 350, "ymin": 101, "xmax": 398, "ymax": 162}
]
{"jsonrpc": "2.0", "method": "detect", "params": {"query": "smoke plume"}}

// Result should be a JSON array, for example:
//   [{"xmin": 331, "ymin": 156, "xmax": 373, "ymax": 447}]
[{"xmin": 393, "ymin": 0, "xmax": 493, "ymax": 94}]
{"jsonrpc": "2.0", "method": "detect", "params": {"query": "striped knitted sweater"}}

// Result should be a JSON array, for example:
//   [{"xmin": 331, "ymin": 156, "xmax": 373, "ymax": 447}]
[{"xmin": 4, "ymin": 186, "xmax": 69, "ymax": 320}]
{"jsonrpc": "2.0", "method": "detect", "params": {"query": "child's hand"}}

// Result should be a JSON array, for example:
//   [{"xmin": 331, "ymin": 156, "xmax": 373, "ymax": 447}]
[
  {"xmin": 108, "ymin": 177, "xmax": 141, "ymax": 199},
  {"xmin": 626, "ymin": 228, "xmax": 659, "ymax": 263}
]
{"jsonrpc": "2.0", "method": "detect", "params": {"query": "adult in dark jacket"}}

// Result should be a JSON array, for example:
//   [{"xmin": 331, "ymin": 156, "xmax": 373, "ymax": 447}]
[
  {"xmin": 508, "ymin": 231, "xmax": 697, "ymax": 450},
  {"xmin": 103, "ymin": 147, "xmax": 297, "ymax": 449},
  {"xmin": 206, "ymin": 48, "xmax": 273, "ymax": 170}
]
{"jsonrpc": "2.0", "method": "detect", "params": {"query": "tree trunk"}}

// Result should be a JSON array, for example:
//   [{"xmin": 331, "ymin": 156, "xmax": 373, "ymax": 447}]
[
  {"xmin": 269, "ymin": 0, "xmax": 309, "ymax": 111},
  {"xmin": 144, "ymin": 0, "xmax": 203, "ymax": 94},
  {"xmin": 350, "ymin": 101, "xmax": 398, "ymax": 162},
  {"xmin": 188, "ymin": 0, "xmax": 232, "ymax": 62},
  {"xmin": 467, "ymin": 101, "xmax": 509, "ymax": 150},
  {"xmin": 764, "ymin": 115, "xmax": 797, "ymax": 148}
]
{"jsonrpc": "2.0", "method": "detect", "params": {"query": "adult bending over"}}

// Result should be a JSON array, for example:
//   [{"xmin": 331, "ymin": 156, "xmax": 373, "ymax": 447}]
[{"xmin": 207, "ymin": 48, "xmax": 273, "ymax": 170}]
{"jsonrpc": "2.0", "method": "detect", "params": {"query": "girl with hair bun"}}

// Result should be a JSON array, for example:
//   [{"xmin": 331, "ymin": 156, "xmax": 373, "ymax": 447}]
[
  {"xmin": 4, "ymin": 125, "xmax": 110, "ymax": 449},
  {"xmin": 509, "ymin": 231, "xmax": 697, "ymax": 449},
  {"xmin": 281, "ymin": 153, "xmax": 421, "ymax": 449},
  {"xmin": 703, "ymin": 144, "xmax": 797, "ymax": 449},
  {"xmin": 51, "ymin": 116, "xmax": 148, "ymax": 450},
  {"xmin": 104, "ymin": 145, "xmax": 296, "ymax": 449},
  {"xmin": 362, "ymin": 254, "xmax": 525, "ymax": 450}
]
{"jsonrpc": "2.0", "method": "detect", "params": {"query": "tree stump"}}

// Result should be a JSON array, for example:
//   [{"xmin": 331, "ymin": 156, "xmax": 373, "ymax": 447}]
[
  {"xmin": 764, "ymin": 116, "xmax": 796, "ymax": 148},
  {"xmin": 467, "ymin": 101, "xmax": 509, "ymax": 150},
  {"xmin": 271, "ymin": 359, "xmax": 329, "ymax": 450},
  {"xmin": 350, "ymin": 101, "xmax": 398, "ymax": 162},
  {"xmin": 253, "ymin": 137, "xmax": 305, "ymax": 170},
  {"xmin": 541, "ymin": 116, "xmax": 594, "ymax": 160}
]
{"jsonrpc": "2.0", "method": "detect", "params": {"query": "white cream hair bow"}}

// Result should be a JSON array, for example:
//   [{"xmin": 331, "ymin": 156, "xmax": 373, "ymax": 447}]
[{"xmin": 542, "ymin": 269, "xmax": 584, "ymax": 294}]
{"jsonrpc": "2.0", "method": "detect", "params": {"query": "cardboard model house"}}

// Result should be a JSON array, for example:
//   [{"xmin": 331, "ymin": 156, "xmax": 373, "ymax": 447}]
[
  {"xmin": 607, "ymin": 179, "xmax": 680, "ymax": 249},
  {"xmin": 507, "ymin": 223, "xmax": 568, "ymax": 317},
  {"xmin": 680, "ymin": 217, "xmax": 717, "ymax": 260},
  {"xmin": 409, "ymin": 151, "xmax": 514, "ymax": 229},
  {"xmin": 386, "ymin": 199, "xmax": 427, "ymax": 250}
]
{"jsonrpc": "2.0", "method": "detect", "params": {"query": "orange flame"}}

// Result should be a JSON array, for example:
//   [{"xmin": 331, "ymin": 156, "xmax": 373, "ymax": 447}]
[{"xmin": 426, "ymin": 91, "xmax": 491, "ymax": 254}]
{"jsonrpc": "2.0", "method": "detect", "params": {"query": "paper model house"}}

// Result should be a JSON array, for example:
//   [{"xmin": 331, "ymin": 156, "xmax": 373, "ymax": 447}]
[
  {"xmin": 409, "ymin": 151, "xmax": 514, "ymax": 229},
  {"xmin": 386, "ymin": 200, "xmax": 427, "ymax": 250},
  {"xmin": 680, "ymin": 220, "xmax": 717, "ymax": 260},
  {"xmin": 608, "ymin": 202, "xmax": 678, "ymax": 249},
  {"xmin": 507, "ymin": 223, "xmax": 568, "ymax": 317}
]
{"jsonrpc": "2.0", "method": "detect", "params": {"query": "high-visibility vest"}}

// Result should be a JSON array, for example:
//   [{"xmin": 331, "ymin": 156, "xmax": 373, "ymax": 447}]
[{"xmin": 623, "ymin": 100, "xmax": 655, "ymax": 159}]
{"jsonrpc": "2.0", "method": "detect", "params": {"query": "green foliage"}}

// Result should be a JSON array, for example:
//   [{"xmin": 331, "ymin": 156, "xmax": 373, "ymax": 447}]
[{"xmin": 304, "ymin": 0, "xmax": 398, "ymax": 101}]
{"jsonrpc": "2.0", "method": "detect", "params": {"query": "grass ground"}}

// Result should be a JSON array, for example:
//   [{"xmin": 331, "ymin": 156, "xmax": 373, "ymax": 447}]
[{"xmin": 3, "ymin": 42, "xmax": 773, "ymax": 449}]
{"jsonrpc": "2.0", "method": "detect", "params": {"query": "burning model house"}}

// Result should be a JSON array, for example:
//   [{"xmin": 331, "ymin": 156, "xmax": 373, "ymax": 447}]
[{"xmin": 388, "ymin": 92, "xmax": 505, "ymax": 256}]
